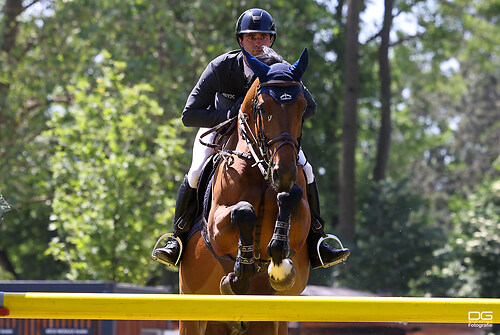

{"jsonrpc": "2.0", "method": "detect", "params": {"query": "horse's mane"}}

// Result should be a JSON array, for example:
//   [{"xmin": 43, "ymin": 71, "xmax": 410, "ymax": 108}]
[
  {"xmin": 256, "ymin": 46, "xmax": 286, "ymax": 66},
  {"xmin": 247, "ymin": 46, "xmax": 287, "ymax": 98}
]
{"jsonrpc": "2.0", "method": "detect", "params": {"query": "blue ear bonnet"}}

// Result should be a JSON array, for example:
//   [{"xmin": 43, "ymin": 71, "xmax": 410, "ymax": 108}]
[
  {"xmin": 242, "ymin": 47, "xmax": 308, "ymax": 104},
  {"xmin": 262, "ymin": 62, "xmax": 301, "ymax": 82}
]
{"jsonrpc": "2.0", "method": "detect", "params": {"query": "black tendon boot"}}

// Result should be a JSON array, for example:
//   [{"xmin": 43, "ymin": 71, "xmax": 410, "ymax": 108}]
[
  {"xmin": 153, "ymin": 175, "xmax": 198, "ymax": 266},
  {"xmin": 306, "ymin": 181, "xmax": 350, "ymax": 269}
]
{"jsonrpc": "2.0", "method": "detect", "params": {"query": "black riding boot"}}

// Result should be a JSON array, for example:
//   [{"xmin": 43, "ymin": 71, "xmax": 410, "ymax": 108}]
[
  {"xmin": 306, "ymin": 180, "xmax": 350, "ymax": 269},
  {"xmin": 153, "ymin": 175, "xmax": 198, "ymax": 266}
]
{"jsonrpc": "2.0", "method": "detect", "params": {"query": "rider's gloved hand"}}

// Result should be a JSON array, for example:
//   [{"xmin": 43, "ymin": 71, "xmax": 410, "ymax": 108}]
[{"xmin": 227, "ymin": 97, "xmax": 244, "ymax": 119}]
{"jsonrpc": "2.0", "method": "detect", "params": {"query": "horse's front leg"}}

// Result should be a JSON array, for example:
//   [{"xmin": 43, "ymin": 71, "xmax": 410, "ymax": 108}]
[
  {"xmin": 217, "ymin": 201, "xmax": 257, "ymax": 295},
  {"xmin": 267, "ymin": 183, "xmax": 303, "ymax": 291},
  {"xmin": 179, "ymin": 320, "xmax": 207, "ymax": 335}
]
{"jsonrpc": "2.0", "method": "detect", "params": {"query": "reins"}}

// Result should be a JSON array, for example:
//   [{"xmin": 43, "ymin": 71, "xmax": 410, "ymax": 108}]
[{"xmin": 198, "ymin": 116, "xmax": 252, "ymax": 167}]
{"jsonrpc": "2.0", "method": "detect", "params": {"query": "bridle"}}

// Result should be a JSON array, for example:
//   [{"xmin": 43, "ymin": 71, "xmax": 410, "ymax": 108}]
[
  {"xmin": 238, "ymin": 80, "xmax": 303, "ymax": 182},
  {"xmin": 198, "ymin": 80, "xmax": 304, "ymax": 183}
]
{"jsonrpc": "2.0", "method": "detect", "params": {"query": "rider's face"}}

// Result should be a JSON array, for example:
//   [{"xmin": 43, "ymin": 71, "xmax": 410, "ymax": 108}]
[{"xmin": 239, "ymin": 33, "xmax": 273, "ymax": 57}]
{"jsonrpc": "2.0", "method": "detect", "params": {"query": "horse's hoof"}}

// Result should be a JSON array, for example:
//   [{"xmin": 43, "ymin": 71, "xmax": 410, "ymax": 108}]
[
  {"xmin": 228, "ymin": 321, "xmax": 250, "ymax": 334},
  {"xmin": 268, "ymin": 259, "xmax": 296, "ymax": 291},
  {"xmin": 220, "ymin": 274, "xmax": 236, "ymax": 295}
]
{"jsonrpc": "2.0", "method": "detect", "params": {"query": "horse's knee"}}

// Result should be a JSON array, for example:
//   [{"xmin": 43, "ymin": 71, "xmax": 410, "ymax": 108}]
[
  {"xmin": 277, "ymin": 184, "xmax": 303, "ymax": 214},
  {"xmin": 230, "ymin": 201, "xmax": 257, "ymax": 234}
]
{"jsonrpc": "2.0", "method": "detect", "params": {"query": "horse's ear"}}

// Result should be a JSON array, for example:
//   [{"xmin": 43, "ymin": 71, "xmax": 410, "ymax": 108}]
[
  {"xmin": 290, "ymin": 48, "xmax": 308, "ymax": 81},
  {"xmin": 241, "ymin": 47, "xmax": 270, "ymax": 81}
]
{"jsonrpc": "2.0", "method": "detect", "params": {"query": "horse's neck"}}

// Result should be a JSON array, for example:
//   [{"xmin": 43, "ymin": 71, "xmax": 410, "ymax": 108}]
[
  {"xmin": 237, "ymin": 82, "xmax": 258, "ymax": 148},
  {"xmin": 236, "ymin": 116, "xmax": 257, "ymax": 153},
  {"xmin": 225, "ymin": 129, "xmax": 239, "ymax": 151}
]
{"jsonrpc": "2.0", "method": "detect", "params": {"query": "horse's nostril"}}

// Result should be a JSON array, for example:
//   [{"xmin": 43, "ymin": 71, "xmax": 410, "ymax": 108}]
[{"xmin": 272, "ymin": 168, "xmax": 296, "ymax": 193}]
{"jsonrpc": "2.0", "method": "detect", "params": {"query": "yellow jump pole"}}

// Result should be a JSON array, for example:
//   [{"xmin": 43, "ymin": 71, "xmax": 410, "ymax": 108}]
[{"xmin": 1, "ymin": 292, "xmax": 499, "ymax": 323}]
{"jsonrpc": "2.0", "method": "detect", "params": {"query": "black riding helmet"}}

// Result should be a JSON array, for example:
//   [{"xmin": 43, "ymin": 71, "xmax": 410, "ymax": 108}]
[{"xmin": 235, "ymin": 8, "xmax": 276, "ymax": 47}]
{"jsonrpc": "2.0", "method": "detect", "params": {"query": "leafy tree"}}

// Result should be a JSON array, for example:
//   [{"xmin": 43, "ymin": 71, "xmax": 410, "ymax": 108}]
[
  {"xmin": 294, "ymin": 0, "xmax": 347, "ymax": 234},
  {"xmin": 335, "ymin": 178, "xmax": 444, "ymax": 295},
  {"xmin": 410, "ymin": 167, "xmax": 500, "ymax": 298},
  {"xmin": 390, "ymin": 0, "xmax": 500, "ymax": 204},
  {"xmin": 43, "ymin": 54, "xmax": 184, "ymax": 283},
  {"xmin": 0, "ymin": 0, "xmax": 70, "ymax": 279},
  {"xmin": 339, "ymin": 0, "xmax": 500, "ymax": 295},
  {"xmin": 338, "ymin": 0, "xmax": 362, "ymax": 242}
]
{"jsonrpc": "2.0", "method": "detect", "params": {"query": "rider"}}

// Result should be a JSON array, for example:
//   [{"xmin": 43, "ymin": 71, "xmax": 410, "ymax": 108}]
[{"xmin": 153, "ymin": 8, "xmax": 349, "ymax": 269}]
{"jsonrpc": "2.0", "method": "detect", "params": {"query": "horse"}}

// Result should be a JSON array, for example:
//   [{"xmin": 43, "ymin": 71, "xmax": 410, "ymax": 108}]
[{"xmin": 178, "ymin": 47, "xmax": 311, "ymax": 335}]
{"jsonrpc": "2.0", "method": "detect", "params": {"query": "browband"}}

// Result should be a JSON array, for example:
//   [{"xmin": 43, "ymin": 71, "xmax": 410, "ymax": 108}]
[{"xmin": 258, "ymin": 80, "xmax": 302, "ymax": 89}]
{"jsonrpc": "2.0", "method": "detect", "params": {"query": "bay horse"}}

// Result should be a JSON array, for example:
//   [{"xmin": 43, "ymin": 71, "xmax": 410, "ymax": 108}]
[{"xmin": 179, "ymin": 48, "xmax": 311, "ymax": 334}]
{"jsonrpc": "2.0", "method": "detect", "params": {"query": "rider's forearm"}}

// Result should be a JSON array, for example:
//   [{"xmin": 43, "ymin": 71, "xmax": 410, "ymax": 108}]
[{"xmin": 182, "ymin": 108, "xmax": 229, "ymax": 128}]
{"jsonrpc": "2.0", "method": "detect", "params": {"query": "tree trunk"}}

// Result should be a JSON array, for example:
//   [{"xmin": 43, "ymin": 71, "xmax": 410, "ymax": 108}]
[
  {"xmin": 0, "ymin": 0, "xmax": 24, "ymax": 125},
  {"xmin": 0, "ymin": 249, "xmax": 19, "ymax": 279},
  {"xmin": 0, "ymin": 0, "xmax": 23, "ymax": 52},
  {"xmin": 373, "ymin": 0, "xmax": 394, "ymax": 181},
  {"xmin": 339, "ymin": 0, "xmax": 362, "ymax": 242}
]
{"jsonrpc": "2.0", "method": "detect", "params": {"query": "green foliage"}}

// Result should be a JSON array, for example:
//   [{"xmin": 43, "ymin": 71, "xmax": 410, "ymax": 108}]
[
  {"xmin": 411, "ymin": 174, "xmax": 500, "ymax": 298},
  {"xmin": 0, "ymin": 0, "xmax": 83, "ymax": 279},
  {"xmin": 43, "ymin": 54, "xmax": 184, "ymax": 283},
  {"xmin": 390, "ymin": 0, "xmax": 500, "ymax": 202},
  {"xmin": 0, "ymin": 200, "xmax": 69, "ymax": 280},
  {"xmin": 335, "ymin": 178, "xmax": 444, "ymax": 295}
]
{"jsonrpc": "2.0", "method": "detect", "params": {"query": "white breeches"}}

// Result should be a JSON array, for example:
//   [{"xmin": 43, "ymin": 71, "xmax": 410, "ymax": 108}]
[
  {"xmin": 187, "ymin": 128, "xmax": 315, "ymax": 188},
  {"xmin": 298, "ymin": 149, "xmax": 315, "ymax": 184},
  {"xmin": 187, "ymin": 128, "xmax": 216, "ymax": 188}
]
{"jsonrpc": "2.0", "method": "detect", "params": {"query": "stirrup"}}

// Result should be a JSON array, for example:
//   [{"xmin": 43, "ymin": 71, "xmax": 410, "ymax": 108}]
[
  {"xmin": 151, "ymin": 233, "xmax": 183, "ymax": 267},
  {"xmin": 316, "ymin": 234, "xmax": 349, "ymax": 268}
]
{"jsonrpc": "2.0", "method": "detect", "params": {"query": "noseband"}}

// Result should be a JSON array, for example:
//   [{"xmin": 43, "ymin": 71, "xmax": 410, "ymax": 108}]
[{"xmin": 239, "ymin": 80, "xmax": 303, "ymax": 182}]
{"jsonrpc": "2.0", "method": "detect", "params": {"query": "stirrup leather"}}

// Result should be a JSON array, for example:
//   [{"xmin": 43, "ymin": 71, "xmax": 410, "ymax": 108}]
[
  {"xmin": 151, "ymin": 233, "xmax": 183, "ymax": 267},
  {"xmin": 316, "ymin": 234, "xmax": 348, "ymax": 268}
]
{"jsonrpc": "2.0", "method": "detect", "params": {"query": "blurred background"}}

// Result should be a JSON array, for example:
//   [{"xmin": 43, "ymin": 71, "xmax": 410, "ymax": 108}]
[{"xmin": 0, "ymin": 0, "xmax": 499, "ymax": 300}]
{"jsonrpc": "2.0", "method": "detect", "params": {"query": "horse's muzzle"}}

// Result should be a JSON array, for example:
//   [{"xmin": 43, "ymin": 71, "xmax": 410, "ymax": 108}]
[
  {"xmin": 272, "ymin": 166, "xmax": 297, "ymax": 193},
  {"xmin": 268, "ymin": 133, "xmax": 299, "ymax": 193}
]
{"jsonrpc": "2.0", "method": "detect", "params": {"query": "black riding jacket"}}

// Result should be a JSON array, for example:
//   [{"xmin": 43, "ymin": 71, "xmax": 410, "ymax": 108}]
[{"xmin": 181, "ymin": 50, "xmax": 317, "ymax": 128}]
